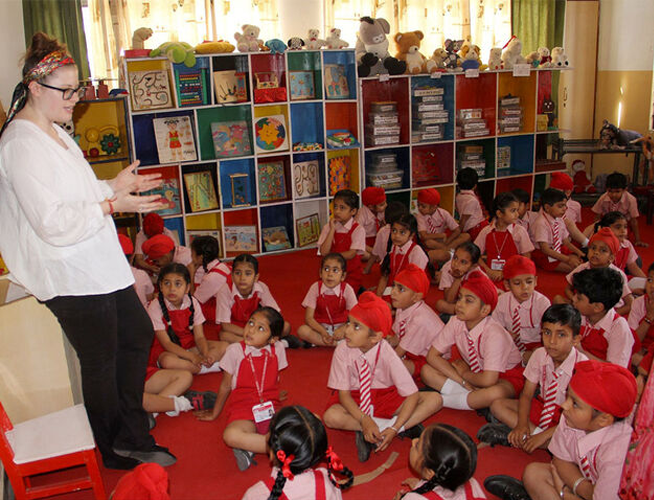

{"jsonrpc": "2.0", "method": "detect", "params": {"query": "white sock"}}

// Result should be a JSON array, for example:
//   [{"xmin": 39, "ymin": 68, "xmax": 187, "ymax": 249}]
[
  {"xmin": 442, "ymin": 392, "xmax": 472, "ymax": 410},
  {"xmin": 165, "ymin": 395, "xmax": 193, "ymax": 417},
  {"xmin": 199, "ymin": 361, "xmax": 221, "ymax": 374},
  {"xmin": 441, "ymin": 378, "xmax": 469, "ymax": 395}
]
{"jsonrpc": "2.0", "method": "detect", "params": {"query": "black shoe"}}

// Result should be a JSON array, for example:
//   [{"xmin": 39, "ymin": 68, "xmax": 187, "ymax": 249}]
[
  {"xmin": 418, "ymin": 385, "xmax": 437, "ymax": 392},
  {"xmin": 114, "ymin": 444, "xmax": 177, "ymax": 467},
  {"xmin": 476, "ymin": 407, "xmax": 500, "ymax": 423},
  {"xmin": 282, "ymin": 335, "xmax": 303, "ymax": 349},
  {"xmin": 477, "ymin": 423, "xmax": 511, "ymax": 447},
  {"xmin": 102, "ymin": 452, "xmax": 140, "ymax": 470},
  {"xmin": 399, "ymin": 423, "xmax": 424, "ymax": 440},
  {"xmin": 183, "ymin": 389, "xmax": 218, "ymax": 411},
  {"xmin": 301, "ymin": 340, "xmax": 314, "ymax": 348},
  {"xmin": 233, "ymin": 448, "xmax": 257, "ymax": 471},
  {"xmin": 148, "ymin": 413, "xmax": 157, "ymax": 431},
  {"xmin": 484, "ymin": 475, "xmax": 531, "ymax": 500},
  {"xmin": 355, "ymin": 431, "xmax": 376, "ymax": 463}
]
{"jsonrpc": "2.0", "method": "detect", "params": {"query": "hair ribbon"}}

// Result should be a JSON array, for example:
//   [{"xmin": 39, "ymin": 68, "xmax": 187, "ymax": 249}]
[{"xmin": 276, "ymin": 450, "xmax": 295, "ymax": 480}]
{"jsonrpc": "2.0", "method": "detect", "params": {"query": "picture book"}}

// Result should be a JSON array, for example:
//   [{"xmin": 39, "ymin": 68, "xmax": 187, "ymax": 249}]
[
  {"xmin": 289, "ymin": 71, "xmax": 315, "ymax": 100},
  {"xmin": 328, "ymin": 155, "xmax": 351, "ymax": 195},
  {"xmin": 153, "ymin": 116, "xmax": 197, "ymax": 164},
  {"xmin": 262, "ymin": 226, "xmax": 292, "ymax": 251},
  {"xmin": 292, "ymin": 160, "xmax": 320, "ymax": 199},
  {"xmin": 296, "ymin": 213, "xmax": 321, "ymax": 247},
  {"xmin": 324, "ymin": 64, "xmax": 349, "ymax": 99},
  {"xmin": 129, "ymin": 70, "xmax": 174, "ymax": 111},
  {"xmin": 211, "ymin": 121, "xmax": 252, "ymax": 158},
  {"xmin": 183, "ymin": 170, "xmax": 219, "ymax": 212},
  {"xmin": 254, "ymin": 114, "xmax": 289, "ymax": 154},
  {"xmin": 229, "ymin": 173, "xmax": 251, "ymax": 207},
  {"xmin": 142, "ymin": 166, "xmax": 182, "ymax": 216},
  {"xmin": 187, "ymin": 229, "xmax": 221, "ymax": 250},
  {"xmin": 224, "ymin": 225, "xmax": 258, "ymax": 253},
  {"xmin": 258, "ymin": 161, "xmax": 287, "ymax": 202}
]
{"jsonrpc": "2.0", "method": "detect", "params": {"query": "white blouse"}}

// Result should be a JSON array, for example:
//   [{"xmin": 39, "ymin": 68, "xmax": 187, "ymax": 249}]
[{"xmin": 0, "ymin": 119, "xmax": 133, "ymax": 300}]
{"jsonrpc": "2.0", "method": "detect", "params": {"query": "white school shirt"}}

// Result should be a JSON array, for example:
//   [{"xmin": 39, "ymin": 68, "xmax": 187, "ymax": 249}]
[
  {"xmin": 523, "ymin": 347, "xmax": 587, "ymax": 407},
  {"xmin": 131, "ymin": 265, "xmax": 154, "ymax": 307},
  {"xmin": 356, "ymin": 204, "xmax": 384, "ymax": 238},
  {"xmin": 0, "ymin": 119, "xmax": 133, "ymax": 300},
  {"xmin": 492, "ymin": 291, "xmax": 551, "ymax": 344}
]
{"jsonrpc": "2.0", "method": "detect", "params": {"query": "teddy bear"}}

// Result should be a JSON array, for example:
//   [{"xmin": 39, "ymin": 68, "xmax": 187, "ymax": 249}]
[
  {"xmin": 234, "ymin": 24, "xmax": 262, "ymax": 52},
  {"xmin": 149, "ymin": 42, "xmax": 196, "ymax": 67},
  {"xmin": 132, "ymin": 27, "xmax": 153, "ymax": 50},
  {"xmin": 394, "ymin": 30, "xmax": 436, "ymax": 74},
  {"xmin": 487, "ymin": 47, "xmax": 503, "ymax": 70},
  {"xmin": 355, "ymin": 16, "xmax": 406, "ymax": 77},
  {"xmin": 551, "ymin": 47, "xmax": 569, "ymax": 67},
  {"xmin": 571, "ymin": 159, "xmax": 596, "ymax": 194},
  {"xmin": 287, "ymin": 37, "xmax": 305, "ymax": 50},
  {"xmin": 442, "ymin": 39, "xmax": 464, "ymax": 70},
  {"xmin": 431, "ymin": 48, "xmax": 448, "ymax": 70},
  {"xmin": 325, "ymin": 28, "xmax": 349, "ymax": 49},
  {"xmin": 526, "ymin": 51, "xmax": 540, "ymax": 67},
  {"xmin": 304, "ymin": 29, "xmax": 326, "ymax": 50},
  {"xmin": 501, "ymin": 36, "xmax": 526, "ymax": 69},
  {"xmin": 538, "ymin": 47, "xmax": 552, "ymax": 67}
]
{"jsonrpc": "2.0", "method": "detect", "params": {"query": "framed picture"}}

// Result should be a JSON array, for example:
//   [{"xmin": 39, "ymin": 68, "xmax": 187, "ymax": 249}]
[
  {"xmin": 258, "ymin": 161, "xmax": 287, "ymax": 202},
  {"xmin": 255, "ymin": 72, "xmax": 279, "ymax": 89},
  {"xmin": 230, "ymin": 173, "xmax": 251, "ymax": 207},
  {"xmin": 324, "ymin": 64, "xmax": 349, "ymax": 99},
  {"xmin": 296, "ymin": 213, "xmax": 321, "ymax": 247},
  {"xmin": 254, "ymin": 114, "xmax": 289, "ymax": 154},
  {"xmin": 292, "ymin": 160, "xmax": 320, "ymax": 199},
  {"xmin": 289, "ymin": 71, "xmax": 315, "ymax": 101},
  {"xmin": 128, "ymin": 69, "xmax": 174, "ymax": 111},
  {"xmin": 213, "ymin": 70, "xmax": 238, "ymax": 103},
  {"xmin": 211, "ymin": 121, "xmax": 252, "ymax": 158},
  {"xmin": 224, "ymin": 225, "xmax": 258, "ymax": 253},
  {"xmin": 183, "ymin": 170, "xmax": 219, "ymax": 212},
  {"xmin": 262, "ymin": 226, "xmax": 292, "ymax": 251},
  {"xmin": 327, "ymin": 155, "xmax": 351, "ymax": 195},
  {"xmin": 152, "ymin": 116, "xmax": 197, "ymax": 164},
  {"xmin": 187, "ymin": 229, "xmax": 221, "ymax": 248}
]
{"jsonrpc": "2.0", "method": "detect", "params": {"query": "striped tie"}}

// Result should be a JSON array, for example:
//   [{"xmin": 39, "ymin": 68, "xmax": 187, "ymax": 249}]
[
  {"xmin": 579, "ymin": 455, "xmax": 593, "ymax": 481},
  {"xmin": 398, "ymin": 320, "xmax": 407, "ymax": 339},
  {"xmin": 511, "ymin": 305, "xmax": 527, "ymax": 353},
  {"xmin": 466, "ymin": 335, "xmax": 482, "ymax": 373},
  {"xmin": 538, "ymin": 371, "xmax": 560, "ymax": 428},
  {"xmin": 552, "ymin": 220, "xmax": 562, "ymax": 253},
  {"xmin": 427, "ymin": 216, "xmax": 438, "ymax": 233},
  {"xmin": 358, "ymin": 356, "xmax": 373, "ymax": 416}
]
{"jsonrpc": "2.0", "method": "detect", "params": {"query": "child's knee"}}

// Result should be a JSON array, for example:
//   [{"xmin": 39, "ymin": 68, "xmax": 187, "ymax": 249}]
[
  {"xmin": 523, "ymin": 462, "xmax": 550, "ymax": 490},
  {"xmin": 322, "ymin": 406, "xmax": 342, "ymax": 428},
  {"xmin": 420, "ymin": 391, "xmax": 443, "ymax": 411}
]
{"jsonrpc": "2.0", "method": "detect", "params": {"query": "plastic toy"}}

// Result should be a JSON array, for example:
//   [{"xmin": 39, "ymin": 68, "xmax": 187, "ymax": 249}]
[{"xmin": 355, "ymin": 16, "xmax": 406, "ymax": 77}]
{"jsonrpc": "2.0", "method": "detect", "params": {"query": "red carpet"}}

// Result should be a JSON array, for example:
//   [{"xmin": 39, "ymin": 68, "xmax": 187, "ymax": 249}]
[{"xmin": 49, "ymin": 209, "xmax": 654, "ymax": 500}]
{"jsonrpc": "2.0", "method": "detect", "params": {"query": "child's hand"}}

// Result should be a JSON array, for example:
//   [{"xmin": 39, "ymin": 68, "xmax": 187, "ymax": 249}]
[
  {"xmin": 189, "ymin": 352, "xmax": 203, "ymax": 366},
  {"xmin": 550, "ymin": 463, "xmax": 565, "ymax": 494},
  {"xmin": 202, "ymin": 354, "xmax": 215, "ymax": 366},
  {"xmin": 452, "ymin": 359, "xmax": 469, "ymax": 377},
  {"xmin": 376, "ymin": 427, "xmax": 397, "ymax": 452},
  {"xmin": 567, "ymin": 254, "xmax": 582, "ymax": 267},
  {"xmin": 523, "ymin": 431, "xmax": 549, "ymax": 454},
  {"xmin": 321, "ymin": 331, "xmax": 334, "ymax": 345},
  {"xmin": 361, "ymin": 415, "xmax": 382, "ymax": 444},
  {"xmin": 488, "ymin": 269, "xmax": 503, "ymax": 281},
  {"xmin": 508, "ymin": 426, "xmax": 530, "ymax": 449},
  {"xmin": 401, "ymin": 478, "xmax": 421, "ymax": 490},
  {"xmin": 636, "ymin": 240, "xmax": 649, "ymax": 248},
  {"xmin": 328, "ymin": 218, "xmax": 337, "ymax": 231},
  {"xmin": 386, "ymin": 335, "xmax": 399, "ymax": 348},
  {"xmin": 194, "ymin": 409, "xmax": 218, "ymax": 421},
  {"xmin": 332, "ymin": 329, "xmax": 345, "ymax": 341}
]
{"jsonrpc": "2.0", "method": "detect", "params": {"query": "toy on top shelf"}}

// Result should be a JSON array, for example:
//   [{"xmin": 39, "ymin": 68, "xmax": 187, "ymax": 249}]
[
  {"xmin": 394, "ymin": 30, "xmax": 437, "ymax": 74},
  {"xmin": 487, "ymin": 47, "xmax": 503, "ymax": 70},
  {"xmin": 149, "ymin": 42, "xmax": 196, "ymax": 67},
  {"xmin": 430, "ymin": 48, "xmax": 448, "ymax": 70},
  {"xmin": 442, "ymin": 39, "xmax": 464, "ymax": 71},
  {"xmin": 461, "ymin": 45, "xmax": 481, "ymax": 70},
  {"xmin": 234, "ymin": 24, "xmax": 263, "ymax": 52},
  {"xmin": 355, "ymin": 16, "xmax": 406, "ymax": 77},
  {"xmin": 287, "ymin": 37, "xmax": 305, "ymax": 50},
  {"xmin": 325, "ymin": 28, "xmax": 349, "ymax": 49},
  {"xmin": 124, "ymin": 27, "xmax": 153, "ymax": 58},
  {"xmin": 265, "ymin": 39, "xmax": 287, "ymax": 55},
  {"xmin": 550, "ymin": 47, "xmax": 569, "ymax": 67},
  {"xmin": 525, "ymin": 51, "xmax": 540, "ymax": 68},
  {"xmin": 501, "ymin": 36, "xmax": 526, "ymax": 69},
  {"xmin": 194, "ymin": 40, "xmax": 235, "ymax": 53},
  {"xmin": 538, "ymin": 47, "xmax": 552, "ymax": 67},
  {"xmin": 304, "ymin": 29, "xmax": 326, "ymax": 50}
]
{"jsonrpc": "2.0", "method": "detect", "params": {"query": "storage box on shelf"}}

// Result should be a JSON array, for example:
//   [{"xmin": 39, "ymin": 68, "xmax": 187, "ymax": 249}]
[{"xmin": 123, "ymin": 49, "xmax": 360, "ymax": 256}]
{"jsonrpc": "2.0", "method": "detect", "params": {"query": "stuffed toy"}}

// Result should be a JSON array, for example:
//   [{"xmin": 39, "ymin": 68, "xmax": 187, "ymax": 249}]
[
  {"xmin": 538, "ymin": 47, "xmax": 552, "ymax": 67},
  {"xmin": 234, "ymin": 24, "xmax": 263, "ymax": 52},
  {"xmin": 194, "ymin": 40, "xmax": 235, "ymax": 53},
  {"xmin": 150, "ymin": 42, "xmax": 196, "ymax": 67},
  {"xmin": 287, "ymin": 37, "xmax": 305, "ymax": 50},
  {"xmin": 265, "ymin": 39, "xmax": 287, "ymax": 54},
  {"xmin": 599, "ymin": 119, "xmax": 642, "ymax": 150},
  {"xmin": 443, "ymin": 39, "xmax": 464, "ymax": 70},
  {"xmin": 526, "ymin": 51, "xmax": 540, "ymax": 67},
  {"xmin": 571, "ymin": 159, "xmax": 596, "ymax": 194},
  {"xmin": 501, "ymin": 36, "xmax": 526, "ymax": 69},
  {"xmin": 431, "ymin": 48, "xmax": 448, "ymax": 70},
  {"xmin": 325, "ymin": 28, "xmax": 349, "ymax": 49},
  {"xmin": 542, "ymin": 97, "xmax": 557, "ymax": 128},
  {"xmin": 355, "ymin": 16, "xmax": 406, "ymax": 77},
  {"xmin": 394, "ymin": 30, "xmax": 436, "ymax": 74},
  {"xmin": 551, "ymin": 47, "xmax": 569, "ymax": 67},
  {"xmin": 132, "ymin": 27, "xmax": 153, "ymax": 50},
  {"xmin": 305, "ymin": 29, "xmax": 326, "ymax": 50},
  {"xmin": 487, "ymin": 47, "xmax": 503, "ymax": 70},
  {"xmin": 461, "ymin": 45, "xmax": 481, "ymax": 70}
]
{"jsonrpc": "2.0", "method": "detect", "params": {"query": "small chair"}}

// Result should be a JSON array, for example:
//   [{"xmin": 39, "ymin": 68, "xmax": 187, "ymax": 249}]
[{"xmin": 0, "ymin": 401, "xmax": 106, "ymax": 500}]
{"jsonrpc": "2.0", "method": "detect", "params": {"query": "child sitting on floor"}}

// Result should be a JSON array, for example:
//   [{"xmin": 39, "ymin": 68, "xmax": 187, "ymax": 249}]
[
  {"xmin": 436, "ymin": 241, "xmax": 485, "ymax": 315},
  {"xmin": 215, "ymin": 254, "xmax": 294, "ymax": 345},
  {"xmin": 376, "ymin": 213, "xmax": 429, "ymax": 300},
  {"xmin": 323, "ymin": 292, "xmax": 442, "ymax": 463},
  {"xmin": 393, "ymin": 424, "xmax": 486, "ymax": 500},
  {"xmin": 455, "ymin": 167, "xmax": 489, "ymax": 241},
  {"xmin": 627, "ymin": 262, "xmax": 654, "ymax": 366},
  {"xmin": 416, "ymin": 188, "xmax": 468, "ymax": 265},
  {"xmin": 118, "ymin": 233, "xmax": 154, "ymax": 307},
  {"xmin": 134, "ymin": 212, "xmax": 179, "ymax": 273},
  {"xmin": 189, "ymin": 235, "xmax": 231, "ymax": 324},
  {"xmin": 142, "ymin": 234, "xmax": 192, "ymax": 272},
  {"xmin": 390, "ymin": 264, "xmax": 444, "ymax": 382},
  {"xmin": 318, "ymin": 189, "xmax": 366, "ymax": 293},
  {"xmin": 422, "ymin": 271, "xmax": 524, "ymax": 411},
  {"xmin": 357, "ymin": 186, "xmax": 387, "ymax": 271},
  {"xmin": 196, "ymin": 307, "xmax": 288, "ymax": 471},
  {"xmin": 571, "ymin": 267, "xmax": 635, "ymax": 368},
  {"xmin": 477, "ymin": 304, "xmax": 587, "ymax": 453},
  {"xmin": 371, "ymin": 201, "xmax": 410, "ymax": 273},
  {"xmin": 297, "ymin": 253, "xmax": 357, "ymax": 347},
  {"xmin": 549, "ymin": 172, "xmax": 589, "ymax": 248},
  {"xmin": 242, "ymin": 405, "xmax": 353, "ymax": 500},
  {"xmin": 530, "ymin": 188, "xmax": 584, "ymax": 273},
  {"xmin": 491, "ymin": 256, "xmax": 551, "ymax": 363},
  {"xmin": 147, "ymin": 263, "xmax": 226, "ymax": 374},
  {"xmin": 594, "ymin": 211, "xmax": 645, "ymax": 278},
  {"xmin": 474, "ymin": 192, "xmax": 534, "ymax": 285},
  {"xmin": 512, "ymin": 189, "xmax": 538, "ymax": 234}
]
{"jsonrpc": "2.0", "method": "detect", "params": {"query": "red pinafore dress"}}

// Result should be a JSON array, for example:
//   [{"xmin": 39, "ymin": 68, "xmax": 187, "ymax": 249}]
[
  {"xmin": 149, "ymin": 307, "xmax": 195, "ymax": 366},
  {"xmin": 614, "ymin": 245, "xmax": 630, "ymax": 272},
  {"xmin": 231, "ymin": 291, "xmax": 262, "ymax": 328},
  {"xmin": 484, "ymin": 228, "xmax": 519, "ymax": 287},
  {"xmin": 197, "ymin": 262, "xmax": 232, "ymax": 323},
  {"xmin": 382, "ymin": 241, "xmax": 419, "ymax": 303},
  {"xmin": 264, "ymin": 470, "xmax": 327, "ymax": 500},
  {"xmin": 332, "ymin": 223, "xmax": 363, "ymax": 291},
  {"xmin": 314, "ymin": 282, "xmax": 348, "ymax": 326}
]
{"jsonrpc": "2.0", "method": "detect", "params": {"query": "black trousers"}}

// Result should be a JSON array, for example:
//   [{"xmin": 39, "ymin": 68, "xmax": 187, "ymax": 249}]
[{"xmin": 45, "ymin": 286, "xmax": 155, "ymax": 457}]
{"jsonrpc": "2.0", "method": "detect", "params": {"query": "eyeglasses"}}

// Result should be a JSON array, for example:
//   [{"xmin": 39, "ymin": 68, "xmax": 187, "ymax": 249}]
[{"xmin": 37, "ymin": 82, "xmax": 86, "ymax": 100}]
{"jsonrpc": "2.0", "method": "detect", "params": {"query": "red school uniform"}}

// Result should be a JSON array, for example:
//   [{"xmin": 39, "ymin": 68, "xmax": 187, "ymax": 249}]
[
  {"xmin": 383, "ymin": 240, "xmax": 429, "ymax": 296},
  {"xmin": 194, "ymin": 260, "xmax": 232, "ymax": 323},
  {"xmin": 318, "ymin": 220, "xmax": 366, "ymax": 291},
  {"xmin": 473, "ymin": 223, "xmax": 534, "ymax": 280},
  {"xmin": 215, "ymin": 281, "xmax": 281, "ymax": 328},
  {"xmin": 628, "ymin": 294, "xmax": 654, "ymax": 350},
  {"xmin": 302, "ymin": 281, "xmax": 357, "ymax": 326},
  {"xmin": 242, "ymin": 468, "xmax": 339, "ymax": 500},
  {"xmin": 579, "ymin": 308, "xmax": 634, "ymax": 368}
]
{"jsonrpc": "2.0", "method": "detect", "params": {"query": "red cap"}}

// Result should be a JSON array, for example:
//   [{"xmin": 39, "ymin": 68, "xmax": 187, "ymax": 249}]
[
  {"xmin": 349, "ymin": 292, "xmax": 392, "ymax": 337},
  {"xmin": 394, "ymin": 264, "xmax": 430, "ymax": 297},
  {"xmin": 550, "ymin": 172, "xmax": 574, "ymax": 191},
  {"xmin": 142, "ymin": 213, "xmax": 165, "ymax": 237},
  {"xmin": 118, "ymin": 234, "xmax": 134, "ymax": 255},
  {"xmin": 142, "ymin": 234, "xmax": 175, "ymax": 260},
  {"xmin": 589, "ymin": 227, "xmax": 620, "ymax": 256},
  {"xmin": 111, "ymin": 463, "xmax": 170, "ymax": 500},
  {"xmin": 461, "ymin": 271, "xmax": 498, "ymax": 311},
  {"xmin": 417, "ymin": 188, "xmax": 441, "ymax": 206},
  {"xmin": 502, "ymin": 255, "xmax": 536, "ymax": 280},
  {"xmin": 362, "ymin": 187, "xmax": 386, "ymax": 206},
  {"xmin": 569, "ymin": 360, "xmax": 637, "ymax": 418}
]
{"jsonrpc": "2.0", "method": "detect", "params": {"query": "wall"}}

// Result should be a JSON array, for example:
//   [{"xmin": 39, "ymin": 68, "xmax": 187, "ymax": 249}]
[
  {"xmin": 278, "ymin": 0, "xmax": 323, "ymax": 43},
  {"xmin": 0, "ymin": 0, "xmax": 25, "ymax": 109}
]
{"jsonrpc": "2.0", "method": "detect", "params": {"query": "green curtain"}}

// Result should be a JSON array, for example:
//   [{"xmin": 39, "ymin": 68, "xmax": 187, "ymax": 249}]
[
  {"xmin": 511, "ymin": 0, "xmax": 565, "ymax": 54},
  {"xmin": 22, "ymin": 0, "xmax": 91, "ymax": 80}
]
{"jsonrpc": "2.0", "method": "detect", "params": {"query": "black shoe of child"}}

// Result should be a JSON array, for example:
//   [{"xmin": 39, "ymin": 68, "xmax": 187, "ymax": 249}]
[
  {"xmin": 282, "ymin": 335, "xmax": 304, "ymax": 349},
  {"xmin": 183, "ymin": 389, "xmax": 218, "ymax": 411},
  {"xmin": 477, "ymin": 423, "xmax": 511, "ymax": 447},
  {"xmin": 399, "ymin": 423, "xmax": 424, "ymax": 440},
  {"xmin": 355, "ymin": 431, "xmax": 376, "ymax": 463},
  {"xmin": 484, "ymin": 475, "xmax": 531, "ymax": 500},
  {"xmin": 233, "ymin": 448, "xmax": 257, "ymax": 471},
  {"xmin": 301, "ymin": 340, "xmax": 314, "ymax": 348},
  {"xmin": 476, "ymin": 407, "xmax": 500, "ymax": 424}
]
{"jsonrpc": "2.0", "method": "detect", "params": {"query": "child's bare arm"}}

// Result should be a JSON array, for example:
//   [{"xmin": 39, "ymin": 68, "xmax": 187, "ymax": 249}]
[
  {"xmin": 552, "ymin": 457, "xmax": 594, "ymax": 500},
  {"xmin": 564, "ymin": 282, "xmax": 575, "ymax": 301},
  {"xmin": 196, "ymin": 372, "xmax": 232, "ymax": 421},
  {"xmin": 443, "ymin": 278, "xmax": 462, "ymax": 304},
  {"xmin": 458, "ymin": 214, "xmax": 470, "ymax": 233},
  {"xmin": 445, "ymin": 227, "xmax": 462, "ymax": 245},
  {"xmin": 220, "ymin": 322, "xmax": 244, "ymax": 336},
  {"xmin": 630, "ymin": 216, "xmax": 648, "ymax": 246},
  {"xmin": 626, "ymin": 261, "xmax": 646, "ymax": 278},
  {"xmin": 319, "ymin": 220, "xmax": 336, "ymax": 255},
  {"xmin": 615, "ymin": 293, "xmax": 633, "ymax": 316},
  {"xmin": 426, "ymin": 348, "xmax": 463, "ymax": 384},
  {"xmin": 156, "ymin": 329, "xmax": 200, "ymax": 363},
  {"xmin": 193, "ymin": 324, "xmax": 210, "ymax": 359},
  {"xmin": 376, "ymin": 274, "xmax": 389, "ymax": 296},
  {"xmin": 463, "ymin": 369, "xmax": 499, "ymax": 388}
]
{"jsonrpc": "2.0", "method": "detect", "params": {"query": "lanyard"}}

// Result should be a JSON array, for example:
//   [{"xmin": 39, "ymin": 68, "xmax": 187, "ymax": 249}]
[
  {"xmin": 246, "ymin": 350, "xmax": 270, "ymax": 403},
  {"xmin": 491, "ymin": 228, "xmax": 510, "ymax": 259},
  {"xmin": 320, "ymin": 282, "xmax": 343, "ymax": 326}
]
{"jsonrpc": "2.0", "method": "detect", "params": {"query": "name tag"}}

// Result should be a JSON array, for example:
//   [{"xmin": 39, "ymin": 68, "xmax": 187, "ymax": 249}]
[
  {"xmin": 252, "ymin": 401, "xmax": 275, "ymax": 423},
  {"xmin": 491, "ymin": 258, "xmax": 506, "ymax": 271}
]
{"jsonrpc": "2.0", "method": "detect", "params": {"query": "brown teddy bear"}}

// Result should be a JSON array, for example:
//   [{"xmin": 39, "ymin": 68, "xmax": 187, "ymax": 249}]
[{"xmin": 394, "ymin": 30, "xmax": 436, "ymax": 74}]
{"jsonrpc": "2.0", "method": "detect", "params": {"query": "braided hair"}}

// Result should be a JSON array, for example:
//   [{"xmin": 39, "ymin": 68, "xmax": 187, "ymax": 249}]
[
  {"xmin": 404, "ymin": 424, "xmax": 477, "ymax": 498},
  {"xmin": 157, "ymin": 263, "xmax": 194, "ymax": 345},
  {"xmin": 266, "ymin": 406, "xmax": 353, "ymax": 500},
  {"xmin": 381, "ymin": 213, "xmax": 418, "ymax": 277},
  {"xmin": 190, "ymin": 235, "xmax": 220, "ymax": 272}
]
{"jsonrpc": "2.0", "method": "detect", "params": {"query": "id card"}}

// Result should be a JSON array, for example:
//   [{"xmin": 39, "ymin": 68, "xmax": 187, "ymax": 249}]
[
  {"xmin": 252, "ymin": 401, "xmax": 274, "ymax": 434},
  {"xmin": 491, "ymin": 259, "xmax": 505, "ymax": 271}
]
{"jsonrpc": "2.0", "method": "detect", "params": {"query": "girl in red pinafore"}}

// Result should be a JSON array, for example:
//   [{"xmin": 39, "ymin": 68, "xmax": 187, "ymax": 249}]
[
  {"xmin": 298, "ymin": 253, "xmax": 357, "ymax": 347},
  {"xmin": 376, "ymin": 214, "xmax": 429, "ymax": 301},
  {"xmin": 147, "ymin": 263, "xmax": 227, "ymax": 375},
  {"xmin": 196, "ymin": 307, "xmax": 288, "ymax": 471},
  {"xmin": 394, "ymin": 423, "xmax": 486, "ymax": 500},
  {"xmin": 595, "ymin": 211, "xmax": 645, "ymax": 279},
  {"xmin": 473, "ymin": 192, "xmax": 534, "ymax": 287},
  {"xmin": 189, "ymin": 235, "xmax": 231, "ymax": 325}
]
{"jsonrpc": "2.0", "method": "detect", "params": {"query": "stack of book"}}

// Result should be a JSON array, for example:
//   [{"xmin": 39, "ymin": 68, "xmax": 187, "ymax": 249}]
[
  {"xmin": 365, "ymin": 102, "xmax": 401, "ymax": 147},
  {"xmin": 412, "ymin": 87, "xmax": 448, "ymax": 143},
  {"xmin": 366, "ymin": 152, "xmax": 404, "ymax": 189},
  {"xmin": 457, "ymin": 109, "xmax": 488, "ymax": 139},
  {"xmin": 457, "ymin": 144, "xmax": 486, "ymax": 177},
  {"xmin": 498, "ymin": 94, "xmax": 523, "ymax": 133}
]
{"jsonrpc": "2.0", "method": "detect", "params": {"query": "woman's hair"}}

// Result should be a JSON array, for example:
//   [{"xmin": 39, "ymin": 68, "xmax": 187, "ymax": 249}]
[
  {"xmin": 380, "ymin": 213, "xmax": 418, "ymax": 276},
  {"xmin": 253, "ymin": 306, "xmax": 284, "ymax": 339},
  {"xmin": 233, "ymin": 253, "xmax": 259, "ymax": 274},
  {"xmin": 456, "ymin": 241, "xmax": 481, "ymax": 265},
  {"xmin": 190, "ymin": 236, "xmax": 220, "ymax": 272},
  {"xmin": 405, "ymin": 424, "xmax": 477, "ymax": 497},
  {"xmin": 595, "ymin": 210, "xmax": 627, "ymax": 233},
  {"xmin": 266, "ymin": 406, "xmax": 353, "ymax": 500},
  {"xmin": 491, "ymin": 192, "xmax": 518, "ymax": 221},
  {"xmin": 157, "ymin": 263, "xmax": 194, "ymax": 344},
  {"xmin": 321, "ymin": 252, "xmax": 346, "ymax": 272},
  {"xmin": 23, "ymin": 32, "xmax": 69, "ymax": 79}
]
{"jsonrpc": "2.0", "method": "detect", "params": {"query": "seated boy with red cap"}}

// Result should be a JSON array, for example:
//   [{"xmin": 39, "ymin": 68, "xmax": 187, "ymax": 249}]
[
  {"xmin": 323, "ymin": 292, "xmax": 442, "ymax": 463},
  {"xmin": 389, "ymin": 264, "xmax": 445, "ymax": 382},
  {"xmin": 485, "ymin": 360, "xmax": 637, "ymax": 500},
  {"xmin": 142, "ymin": 234, "xmax": 192, "ymax": 275},
  {"xmin": 118, "ymin": 233, "xmax": 154, "ymax": 307},
  {"xmin": 478, "ymin": 304, "xmax": 588, "ymax": 453},
  {"xmin": 492, "ymin": 256, "xmax": 551, "ymax": 363},
  {"xmin": 416, "ymin": 188, "xmax": 469, "ymax": 265},
  {"xmin": 134, "ymin": 213, "xmax": 179, "ymax": 273},
  {"xmin": 422, "ymin": 271, "xmax": 524, "ymax": 411},
  {"xmin": 357, "ymin": 187, "xmax": 387, "ymax": 272},
  {"xmin": 549, "ymin": 172, "xmax": 589, "ymax": 248}
]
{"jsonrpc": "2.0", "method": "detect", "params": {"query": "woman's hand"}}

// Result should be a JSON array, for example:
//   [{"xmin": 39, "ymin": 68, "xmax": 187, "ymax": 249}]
[
  {"xmin": 111, "ymin": 191, "xmax": 166, "ymax": 214},
  {"xmin": 109, "ymin": 161, "xmax": 162, "ymax": 194}
]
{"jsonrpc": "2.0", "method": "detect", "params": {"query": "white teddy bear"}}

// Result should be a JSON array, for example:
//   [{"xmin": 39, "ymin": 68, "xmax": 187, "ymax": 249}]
[
  {"xmin": 325, "ymin": 28, "xmax": 349, "ymax": 49},
  {"xmin": 487, "ymin": 47, "xmax": 503, "ymax": 70},
  {"xmin": 304, "ymin": 29, "xmax": 326, "ymax": 50},
  {"xmin": 501, "ymin": 37, "xmax": 526, "ymax": 69},
  {"xmin": 234, "ymin": 24, "xmax": 262, "ymax": 53}
]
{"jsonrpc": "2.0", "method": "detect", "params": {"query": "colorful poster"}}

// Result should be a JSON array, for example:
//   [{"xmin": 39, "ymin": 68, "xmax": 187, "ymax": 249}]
[
  {"xmin": 153, "ymin": 116, "xmax": 197, "ymax": 164},
  {"xmin": 129, "ymin": 70, "xmax": 173, "ymax": 111},
  {"xmin": 292, "ymin": 160, "xmax": 320, "ymax": 199},
  {"xmin": 296, "ymin": 214, "xmax": 321, "ymax": 247},
  {"xmin": 254, "ymin": 114, "xmax": 289, "ymax": 154},
  {"xmin": 262, "ymin": 226, "xmax": 291, "ymax": 251},
  {"xmin": 328, "ymin": 155, "xmax": 351, "ymax": 195},
  {"xmin": 289, "ymin": 71, "xmax": 315, "ymax": 100},
  {"xmin": 258, "ymin": 161, "xmax": 287, "ymax": 202},
  {"xmin": 224, "ymin": 225, "xmax": 258, "ymax": 252},
  {"xmin": 324, "ymin": 64, "xmax": 349, "ymax": 99},
  {"xmin": 183, "ymin": 170, "xmax": 219, "ymax": 212},
  {"xmin": 211, "ymin": 121, "xmax": 252, "ymax": 158}
]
